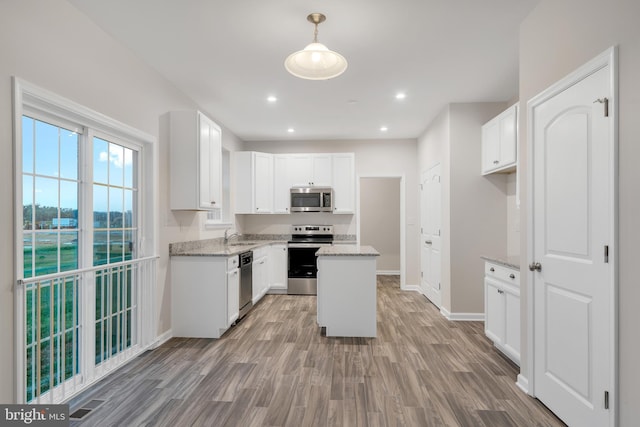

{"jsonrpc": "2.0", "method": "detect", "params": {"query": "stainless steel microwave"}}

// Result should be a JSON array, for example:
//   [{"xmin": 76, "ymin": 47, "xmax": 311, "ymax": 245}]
[{"xmin": 290, "ymin": 187, "xmax": 333, "ymax": 212}]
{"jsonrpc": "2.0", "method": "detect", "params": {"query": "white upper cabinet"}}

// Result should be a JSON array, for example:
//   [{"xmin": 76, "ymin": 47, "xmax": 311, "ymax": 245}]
[
  {"xmin": 288, "ymin": 153, "xmax": 332, "ymax": 187},
  {"xmin": 234, "ymin": 151, "xmax": 273, "ymax": 214},
  {"xmin": 273, "ymin": 154, "xmax": 291, "ymax": 214},
  {"xmin": 331, "ymin": 153, "xmax": 355, "ymax": 214},
  {"xmin": 234, "ymin": 151, "xmax": 355, "ymax": 215},
  {"xmin": 481, "ymin": 104, "xmax": 518, "ymax": 175},
  {"xmin": 170, "ymin": 111, "xmax": 222, "ymax": 210}
]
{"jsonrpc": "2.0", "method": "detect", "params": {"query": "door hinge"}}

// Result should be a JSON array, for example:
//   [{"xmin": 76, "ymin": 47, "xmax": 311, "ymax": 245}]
[
  {"xmin": 594, "ymin": 97, "xmax": 609, "ymax": 117},
  {"xmin": 604, "ymin": 245, "xmax": 609, "ymax": 263},
  {"xmin": 420, "ymin": 184, "xmax": 424, "ymax": 190},
  {"xmin": 604, "ymin": 390, "xmax": 609, "ymax": 410}
]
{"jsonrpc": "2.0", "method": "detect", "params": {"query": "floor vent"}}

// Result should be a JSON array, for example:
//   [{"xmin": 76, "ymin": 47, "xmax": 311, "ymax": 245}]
[{"xmin": 69, "ymin": 399, "xmax": 105, "ymax": 420}]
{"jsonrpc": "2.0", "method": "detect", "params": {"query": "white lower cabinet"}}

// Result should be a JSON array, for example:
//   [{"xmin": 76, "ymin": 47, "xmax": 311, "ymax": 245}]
[
  {"xmin": 171, "ymin": 254, "xmax": 239, "ymax": 339},
  {"xmin": 268, "ymin": 244, "xmax": 288, "ymax": 292},
  {"xmin": 484, "ymin": 261, "xmax": 520, "ymax": 365},
  {"xmin": 317, "ymin": 254, "xmax": 377, "ymax": 337},
  {"xmin": 252, "ymin": 247, "xmax": 269, "ymax": 303}
]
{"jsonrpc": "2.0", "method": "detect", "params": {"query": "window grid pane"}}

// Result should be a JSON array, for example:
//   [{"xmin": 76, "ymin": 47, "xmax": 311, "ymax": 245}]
[{"xmin": 23, "ymin": 116, "xmax": 80, "ymax": 278}]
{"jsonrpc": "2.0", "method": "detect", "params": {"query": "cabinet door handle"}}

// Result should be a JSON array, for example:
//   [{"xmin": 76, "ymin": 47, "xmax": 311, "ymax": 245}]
[
  {"xmin": 489, "ymin": 267, "xmax": 495, "ymax": 272},
  {"xmin": 529, "ymin": 262, "xmax": 542, "ymax": 272},
  {"xmin": 509, "ymin": 273, "xmax": 515, "ymax": 279},
  {"xmin": 497, "ymin": 289, "xmax": 504, "ymax": 294},
  {"xmin": 493, "ymin": 160, "xmax": 499, "ymax": 164},
  {"xmin": 425, "ymin": 240, "xmax": 432, "ymax": 245}
]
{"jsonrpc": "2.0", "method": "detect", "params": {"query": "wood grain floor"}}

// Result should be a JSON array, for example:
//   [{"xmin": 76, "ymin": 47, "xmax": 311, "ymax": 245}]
[{"xmin": 69, "ymin": 276, "xmax": 565, "ymax": 426}]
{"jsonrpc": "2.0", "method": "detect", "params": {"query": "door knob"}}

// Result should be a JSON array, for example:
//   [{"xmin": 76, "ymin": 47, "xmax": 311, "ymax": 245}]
[{"xmin": 529, "ymin": 262, "xmax": 542, "ymax": 272}]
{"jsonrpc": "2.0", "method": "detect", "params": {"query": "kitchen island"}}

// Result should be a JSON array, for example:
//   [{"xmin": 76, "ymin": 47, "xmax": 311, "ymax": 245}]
[{"xmin": 316, "ymin": 244, "xmax": 379, "ymax": 338}]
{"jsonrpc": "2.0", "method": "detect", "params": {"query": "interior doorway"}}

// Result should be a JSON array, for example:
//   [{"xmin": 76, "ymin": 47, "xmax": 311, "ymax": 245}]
[
  {"xmin": 358, "ymin": 176, "xmax": 404, "ymax": 284},
  {"xmin": 527, "ymin": 48, "xmax": 616, "ymax": 427}
]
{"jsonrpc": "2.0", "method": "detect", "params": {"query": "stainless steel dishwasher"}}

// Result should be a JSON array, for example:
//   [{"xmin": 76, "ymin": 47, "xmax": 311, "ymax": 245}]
[{"xmin": 238, "ymin": 251, "xmax": 253, "ymax": 319}]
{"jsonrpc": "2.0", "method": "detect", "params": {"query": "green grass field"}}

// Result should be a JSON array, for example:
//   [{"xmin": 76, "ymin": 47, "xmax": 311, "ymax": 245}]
[{"xmin": 24, "ymin": 238, "xmax": 134, "ymax": 402}]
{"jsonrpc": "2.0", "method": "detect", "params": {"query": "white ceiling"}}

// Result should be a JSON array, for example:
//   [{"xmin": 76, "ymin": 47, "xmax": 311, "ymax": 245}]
[{"xmin": 67, "ymin": 0, "xmax": 538, "ymax": 141}]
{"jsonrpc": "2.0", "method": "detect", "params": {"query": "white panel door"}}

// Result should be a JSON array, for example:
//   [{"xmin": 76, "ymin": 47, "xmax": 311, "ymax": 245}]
[
  {"xmin": 531, "ymin": 64, "xmax": 612, "ymax": 427},
  {"xmin": 420, "ymin": 163, "xmax": 441, "ymax": 307}
]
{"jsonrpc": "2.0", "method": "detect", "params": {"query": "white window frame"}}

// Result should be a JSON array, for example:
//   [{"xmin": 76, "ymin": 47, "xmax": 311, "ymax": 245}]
[{"xmin": 12, "ymin": 78, "xmax": 159, "ymax": 403}]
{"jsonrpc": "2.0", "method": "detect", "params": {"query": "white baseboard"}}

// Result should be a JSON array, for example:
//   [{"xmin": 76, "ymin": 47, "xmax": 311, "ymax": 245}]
[
  {"xmin": 377, "ymin": 270, "xmax": 401, "ymax": 275},
  {"xmin": 402, "ymin": 284, "xmax": 422, "ymax": 293},
  {"xmin": 516, "ymin": 374, "xmax": 529, "ymax": 394},
  {"xmin": 151, "ymin": 329, "xmax": 173, "ymax": 349},
  {"xmin": 440, "ymin": 307, "xmax": 485, "ymax": 322}
]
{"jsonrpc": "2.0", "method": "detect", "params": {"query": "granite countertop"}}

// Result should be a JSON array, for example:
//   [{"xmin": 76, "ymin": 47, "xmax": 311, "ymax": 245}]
[
  {"xmin": 317, "ymin": 244, "xmax": 380, "ymax": 257},
  {"xmin": 170, "ymin": 238, "xmax": 287, "ymax": 257},
  {"xmin": 481, "ymin": 255, "xmax": 521, "ymax": 270},
  {"xmin": 170, "ymin": 233, "xmax": 358, "ymax": 257}
]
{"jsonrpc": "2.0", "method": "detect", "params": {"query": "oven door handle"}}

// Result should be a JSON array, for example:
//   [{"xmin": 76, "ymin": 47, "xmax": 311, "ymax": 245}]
[{"xmin": 288, "ymin": 243, "xmax": 327, "ymax": 248}]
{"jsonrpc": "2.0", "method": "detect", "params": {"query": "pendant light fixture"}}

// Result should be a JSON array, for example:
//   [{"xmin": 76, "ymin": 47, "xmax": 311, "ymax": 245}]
[{"xmin": 284, "ymin": 13, "xmax": 348, "ymax": 80}]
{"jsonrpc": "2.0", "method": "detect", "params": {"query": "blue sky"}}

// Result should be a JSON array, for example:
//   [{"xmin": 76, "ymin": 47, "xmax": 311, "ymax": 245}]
[{"xmin": 23, "ymin": 117, "xmax": 135, "ymax": 213}]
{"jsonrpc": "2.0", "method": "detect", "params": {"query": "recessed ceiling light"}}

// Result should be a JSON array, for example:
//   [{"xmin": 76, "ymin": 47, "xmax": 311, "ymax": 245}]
[
  {"xmin": 267, "ymin": 96, "xmax": 277, "ymax": 103},
  {"xmin": 287, "ymin": 128, "xmax": 295, "ymax": 133},
  {"xmin": 380, "ymin": 126, "xmax": 388, "ymax": 132},
  {"xmin": 395, "ymin": 92, "xmax": 406, "ymax": 100}
]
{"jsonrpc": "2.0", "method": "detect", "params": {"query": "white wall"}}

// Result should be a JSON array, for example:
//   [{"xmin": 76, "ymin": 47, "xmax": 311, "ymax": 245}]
[
  {"xmin": 518, "ymin": 1, "xmax": 640, "ymax": 424},
  {"xmin": 360, "ymin": 177, "xmax": 401, "ymax": 272},
  {"xmin": 243, "ymin": 139, "xmax": 420, "ymax": 285},
  {"xmin": 506, "ymin": 172, "xmax": 520, "ymax": 257},
  {"xmin": 418, "ymin": 103, "xmax": 509, "ymax": 315},
  {"xmin": 0, "ymin": 0, "xmax": 243, "ymax": 403}
]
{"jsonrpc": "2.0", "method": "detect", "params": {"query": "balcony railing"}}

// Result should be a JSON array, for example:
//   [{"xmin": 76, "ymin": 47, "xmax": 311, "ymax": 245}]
[{"xmin": 18, "ymin": 256, "xmax": 157, "ymax": 404}]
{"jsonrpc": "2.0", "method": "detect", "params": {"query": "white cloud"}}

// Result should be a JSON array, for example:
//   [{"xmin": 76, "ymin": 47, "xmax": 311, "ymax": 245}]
[{"xmin": 98, "ymin": 144, "xmax": 133, "ymax": 169}]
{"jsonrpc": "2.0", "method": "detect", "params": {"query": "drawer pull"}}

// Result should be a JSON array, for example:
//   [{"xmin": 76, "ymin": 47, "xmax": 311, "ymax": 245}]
[
  {"xmin": 509, "ymin": 273, "xmax": 515, "ymax": 279},
  {"xmin": 489, "ymin": 267, "xmax": 495, "ymax": 272}
]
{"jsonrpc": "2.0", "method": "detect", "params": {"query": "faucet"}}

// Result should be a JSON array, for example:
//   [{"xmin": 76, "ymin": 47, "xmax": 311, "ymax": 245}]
[{"xmin": 224, "ymin": 228, "xmax": 239, "ymax": 245}]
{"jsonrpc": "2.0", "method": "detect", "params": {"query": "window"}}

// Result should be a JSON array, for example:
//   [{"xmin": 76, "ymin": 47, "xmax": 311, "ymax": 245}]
[
  {"xmin": 22, "ymin": 116, "xmax": 81, "ymax": 402},
  {"xmin": 14, "ymin": 79, "xmax": 157, "ymax": 404},
  {"xmin": 92, "ymin": 137, "xmax": 138, "ymax": 265},
  {"xmin": 205, "ymin": 147, "xmax": 231, "ymax": 226},
  {"xmin": 22, "ymin": 116, "xmax": 80, "ymax": 278}
]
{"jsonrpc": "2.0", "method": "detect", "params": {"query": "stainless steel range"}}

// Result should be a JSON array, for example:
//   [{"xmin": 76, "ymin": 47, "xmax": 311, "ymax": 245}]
[{"xmin": 287, "ymin": 225, "xmax": 333, "ymax": 295}]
